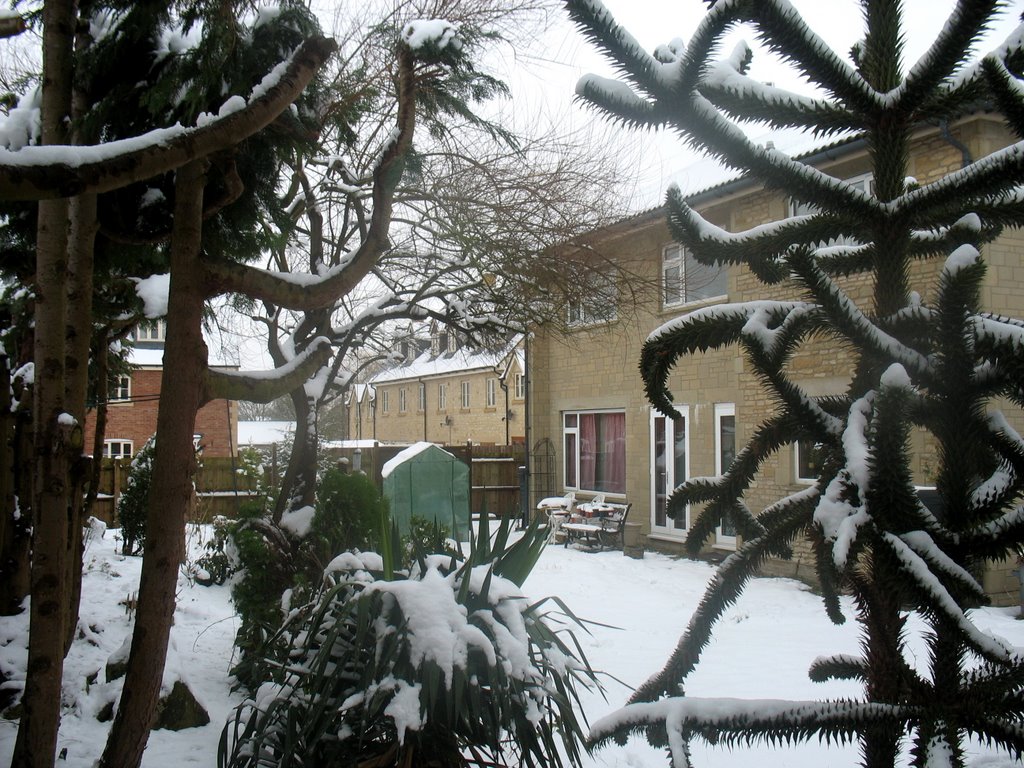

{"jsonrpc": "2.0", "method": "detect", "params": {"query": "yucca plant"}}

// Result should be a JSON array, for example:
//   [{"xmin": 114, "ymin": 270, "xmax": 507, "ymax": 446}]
[{"xmin": 219, "ymin": 515, "xmax": 600, "ymax": 767}]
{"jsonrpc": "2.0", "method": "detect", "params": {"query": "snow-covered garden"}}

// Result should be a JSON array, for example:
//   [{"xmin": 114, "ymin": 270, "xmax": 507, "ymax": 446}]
[{"xmin": 2, "ymin": 522, "xmax": 1022, "ymax": 768}]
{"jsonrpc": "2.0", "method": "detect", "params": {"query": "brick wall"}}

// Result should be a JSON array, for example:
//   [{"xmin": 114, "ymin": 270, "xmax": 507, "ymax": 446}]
[{"xmin": 82, "ymin": 366, "xmax": 238, "ymax": 458}]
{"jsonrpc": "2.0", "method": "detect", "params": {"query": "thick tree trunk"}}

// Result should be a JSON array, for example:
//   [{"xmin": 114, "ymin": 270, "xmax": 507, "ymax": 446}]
[
  {"xmin": 98, "ymin": 160, "xmax": 209, "ymax": 768},
  {"xmin": 0, "ymin": 351, "xmax": 30, "ymax": 615},
  {"xmin": 64, "ymin": 191, "xmax": 98, "ymax": 655},
  {"xmin": 12, "ymin": 1, "xmax": 76, "ymax": 764}
]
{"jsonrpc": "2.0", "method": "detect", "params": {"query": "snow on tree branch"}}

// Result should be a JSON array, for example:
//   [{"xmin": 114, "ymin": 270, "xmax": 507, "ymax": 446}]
[{"xmin": 0, "ymin": 36, "xmax": 337, "ymax": 200}]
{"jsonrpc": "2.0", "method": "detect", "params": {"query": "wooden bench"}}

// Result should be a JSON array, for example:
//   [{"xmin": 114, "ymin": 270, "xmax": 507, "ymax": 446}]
[{"xmin": 562, "ymin": 503, "xmax": 631, "ymax": 551}]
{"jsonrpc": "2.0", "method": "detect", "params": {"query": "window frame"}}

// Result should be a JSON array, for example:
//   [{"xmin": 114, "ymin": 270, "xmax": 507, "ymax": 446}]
[
  {"xmin": 398, "ymin": 387, "xmax": 407, "ymax": 413},
  {"xmin": 567, "ymin": 268, "xmax": 619, "ymax": 327},
  {"xmin": 109, "ymin": 375, "xmax": 131, "ymax": 403},
  {"xmin": 380, "ymin": 389, "xmax": 390, "ymax": 414},
  {"xmin": 662, "ymin": 243, "xmax": 728, "ymax": 309},
  {"xmin": 794, "ymin": 439, "xmax": 825, "ymax": 484},
  {"xmin": 514, "ymin": 373, "xmax": 525, "ymax": 400},
  {"xmin": 460, "ymin": 380, "xmax": 471, "ymax": 409},
  {"xmin": 438, "ymin": 383, "xmax": 447, "ymax": 411},
  {"xmin": 103, "ymin": 439, "xmax": 133, "ymax": 459},
  {"xmin": 714, "ymin": 403, "xmax": 737, "ymax": 549},
  {"xmin": 486, "ymin": 377, "xmax": 497, "ymax": 408},
  {"xmin": 418, "ymin": 383, "xmax": 426, "ymax": 412},
  {"xmin": 562, "ymin": 409, "xmax": 627, "ymax": 496}
]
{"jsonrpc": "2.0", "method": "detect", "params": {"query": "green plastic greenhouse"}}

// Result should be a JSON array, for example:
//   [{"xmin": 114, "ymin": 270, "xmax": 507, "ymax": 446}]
[{"xmin": 381, "ymin": 442, "xmax": 470, "ymax": 539}]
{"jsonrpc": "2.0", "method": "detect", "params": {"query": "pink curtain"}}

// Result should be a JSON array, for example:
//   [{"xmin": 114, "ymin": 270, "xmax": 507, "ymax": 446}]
[
  {"xmin": 606, "ymin": 412, "xmax": 626, "ymax": 493},
  {"xmin": 579, "ymin": 414, "xmax": 597, "ymax": 489}
]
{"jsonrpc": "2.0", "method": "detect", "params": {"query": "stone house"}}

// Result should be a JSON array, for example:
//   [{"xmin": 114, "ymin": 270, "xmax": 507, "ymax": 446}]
[
  {"xmin": 527, "ymin": 113, "xmax": 1024, "ymax": 605},
  {"xmin": 82, "ymin": 319, "xmax": 240, "ymax": 459},
  {"xmin": 349, "ymin": 325, "xmax": 525, "ymax": 446}
]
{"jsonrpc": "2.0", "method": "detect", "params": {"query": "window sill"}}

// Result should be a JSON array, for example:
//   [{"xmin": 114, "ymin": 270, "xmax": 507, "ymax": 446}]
[{"xmin": 662, "ymin": 294, "xmax": 728, "ymax": 314}]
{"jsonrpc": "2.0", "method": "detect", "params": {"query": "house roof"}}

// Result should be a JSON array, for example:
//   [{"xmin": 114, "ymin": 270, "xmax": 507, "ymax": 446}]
[{"xmin": 370, "ymin": 335, "xmax": 523, "ymax": 386}]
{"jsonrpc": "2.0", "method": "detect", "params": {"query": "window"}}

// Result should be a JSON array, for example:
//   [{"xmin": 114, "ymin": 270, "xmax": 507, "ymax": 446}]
[
  {"xmin": 514, "ymin": 373, "xmax": 525, "ymax": 400},
  {"xmin": 715, "ymin": 403, "xmax": 737, "ymax": 547},
  {"xmin": 486, "ymin": 378, "xmax": 497, "ymax": 408},
  {"xmin": 567, "ymin": 269, "xmax": 618, "ymax": 326},
  {"xmin": 789, "ymin": 171, "xmax": 874, "ymax": 218},
  {"xmin": 563, "ymin": 410, "xmax": 626, "ymax": 495},
  {"xmin": 399, "ymin": 387, "xmax": 407, "ymax": 413},
  {"xmin": 448, "ymin": 333, "xmax": 458, "ymax": 353},
  {"xmin": 651, "ymin": 407, "xmax": 689, "ymax": 537},
  {"xmin": 134, "ymin": 319, "xmax": 166, "ymax": 342},
  {"xmin": 438, "ymin": 383, "xmax": 447, "ymax": 411},
  {"xmin": 662, "ymin": 243, "xmax": 728, "ymax": 308},
  {"xmin": 381, "ymin": 390, "xmax": 390, "ymax": 414},
  {"xmin": 795, "ymin": 439, "xmax": 825, "ymax": 483},
  {"xmin": 109, "ymin": 375, "xmax": 131, "ymax": 402},
  {"xmin": 104, "ymin": 440, "xmax": 133, "ymax": 459},
  {"xmin": 418, "ymin": 383, "xmax": 426, "ymax": 412},
  {"xmin": 460, "ymin": 381, "xmax": 471, "ymax": 409}
]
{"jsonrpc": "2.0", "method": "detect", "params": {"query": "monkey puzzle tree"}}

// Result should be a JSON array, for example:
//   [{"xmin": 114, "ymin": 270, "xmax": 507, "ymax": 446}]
[{"xmin": 566, "ymin": 0, "xmax": 1024, "ymax": 765}]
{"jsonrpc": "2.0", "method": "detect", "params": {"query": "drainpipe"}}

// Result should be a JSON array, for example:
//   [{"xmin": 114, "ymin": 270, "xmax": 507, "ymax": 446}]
[
  {"xmin": 499, "ymin": 375, "xmax": 510, "ymax": 446},
  {"xmin": 522, "ymin": 332, "xmax": 532, "ymax": 527},
  {"xmin": 937, "ymin": 118, "xmax": 972, "ymax": 168}
]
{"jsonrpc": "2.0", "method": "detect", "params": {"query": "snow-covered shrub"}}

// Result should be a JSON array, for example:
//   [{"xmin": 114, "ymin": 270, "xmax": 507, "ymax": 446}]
[
  {"xmin": 220, "ymin": 516, "xmax": 596, "ymax": 768},
  {"xmin": 229, "ymin": 469, "xmax": 389, "ymax": 690},
  {"xmin": 115, "ymin": 437, "xmax": 156, "ymax": 556}
]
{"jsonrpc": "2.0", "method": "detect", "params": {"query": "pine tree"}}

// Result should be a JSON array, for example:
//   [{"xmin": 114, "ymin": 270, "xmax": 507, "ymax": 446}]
[{"xmin": 566, "ymin": 0, "xmax": 1024, "ymax": 765}]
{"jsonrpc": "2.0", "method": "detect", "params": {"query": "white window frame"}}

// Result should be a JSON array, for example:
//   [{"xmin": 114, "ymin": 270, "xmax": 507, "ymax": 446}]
[
  {"xmin": 486, "ymin": 378, "xmax": 497, "ymax": 408},
  {"xmin": 460, "ymin": 380, "xmax": 471, "ymax": 409},
  {"xmin": 567, "ymin": 269, "xmax": 619, "ymax": 327},
  {"xmin": 103, "ymin": 439, "xmax": 133, "ymax": 459},
  {"xmin": 438, "ymin": 383, "xmax": 447, "ymax": 411},
  {"xmin": 514, "ymin": 373, "xmax": 525, "ymax": 400},
  {"xmin": 562, "ymin": 409, "xmax": 627, "ymax": 496},
  {"xmin": 650, "ymin": 406, "xmax": 690, "ymax": 539},
  {"xmin": 109, "ymin": 375, "xmax": 131, "ymax": 403},
  {"xmin": 418, "ymin": 383, "xmax": 426, "ymax": 412},
  {"xmin": 399, "ymin": 387, "xmax": 407, "ymax": 413},
  {"xmin": 134, "ymin": 319, "xmax": 167, "ymax": 342},
  {"xmin": 448, "ymin": 332, "xmax": 458, "ymax": 353},
  {"xmin": 794, "ymin": 439, "xmax": 825, "ymax": 484},
  {"xmin": 714, "ymin": 403, "xmax": 737, "ymax": 549},
  {"xmin": 662, "ymin": 243, "xmax": 728, "ymax": 309},
  {"xmin": 380, "ymin": 390, "xmax": 390, "ymax": 414}
]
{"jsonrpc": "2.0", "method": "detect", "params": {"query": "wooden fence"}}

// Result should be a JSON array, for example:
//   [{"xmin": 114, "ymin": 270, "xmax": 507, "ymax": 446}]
[{"xmin": 92, "ymin": 444, "xmax": 527, "ymax": 526}]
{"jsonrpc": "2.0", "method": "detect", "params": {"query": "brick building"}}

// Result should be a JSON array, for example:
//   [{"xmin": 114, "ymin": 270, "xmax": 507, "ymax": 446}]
[
  {"xmin": 527, "ymin": 113, "xmax": 1024, "ymax": 605},
  {"xmin": 347, "ymin": 327, "xmax": 525, "ymax": 447},
  {"xmin": 83, "ymin": 320, "xmax": 239, "ymax": 459}
]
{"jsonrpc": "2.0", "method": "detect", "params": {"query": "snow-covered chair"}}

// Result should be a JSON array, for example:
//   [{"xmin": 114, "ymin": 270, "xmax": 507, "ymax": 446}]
[
  {"xmin": 536, "ymin": 492, "xmax": 575, "ymax": 542},
  {"xmin": 576, "ymin": 493, "xmax": 607, "ymax": 517}
]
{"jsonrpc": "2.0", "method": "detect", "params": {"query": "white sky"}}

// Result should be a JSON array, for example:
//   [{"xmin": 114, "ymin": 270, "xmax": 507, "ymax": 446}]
[{"xmin": 502, "ymin": 0, "xmax": 1024, "ymax": 207}]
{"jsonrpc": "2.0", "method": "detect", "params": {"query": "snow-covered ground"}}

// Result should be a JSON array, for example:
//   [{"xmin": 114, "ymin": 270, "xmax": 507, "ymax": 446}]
[{"xmin": 1, "ymin": 524, "xmax": 1022, "ymax": 767}]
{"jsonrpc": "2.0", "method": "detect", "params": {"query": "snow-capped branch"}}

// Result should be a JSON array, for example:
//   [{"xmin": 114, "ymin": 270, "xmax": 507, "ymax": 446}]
[
  {"xmin": 0, "ymin": 36, "xmax": 337, "ymax": 201},
  {"xmin": 203, "ymin": 336, "xmax": 333, "ymax": 405}
]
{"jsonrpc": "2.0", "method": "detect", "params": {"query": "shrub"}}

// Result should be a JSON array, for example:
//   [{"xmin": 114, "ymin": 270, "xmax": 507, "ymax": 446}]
[
  {"xmin": 220, "ymin": 516, "xmax": 597, "ymax": 768},
  {"xmin": 115, "ymin": 437, "xmax": 156, "ymax": 556}
]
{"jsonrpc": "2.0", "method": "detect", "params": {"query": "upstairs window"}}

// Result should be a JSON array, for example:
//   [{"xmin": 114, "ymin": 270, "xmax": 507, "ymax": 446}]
[
  {"xmin": 663, "ymin": 243, "xmax": 728, "ymax": 308},
  {"xmin": 486, "ymin": 378, "xmax": 497, "ymax": 408},
  {"xmin": 109, "ymin": 375, "xmax": 131, "ymax": 402},
  {"xmin": 514, "ymin": 373, "xmax": 525, "ymax": 400},
  {"xmin": 567, "ymin": 269, "xmax": 618, "ymax": 326},
  {"xmin": 460, "ymin": 381, "xmax": 471, "ymax": 409},
  {"xmin": 399, "ymin": 388, "xmax": 407, "ymax": 413},
  {"xmin": 438, "ymin": 383, "xmax": 447, "ymax": 411},
  {"xmin": 418, "ymin": 383, "xmax": 426, "ymax": 412},
  {"xmin": 134, "ymin": 319, "xmax": 166, "ymax": 342},
  {"xmin": 380, "ymin": 390, "xmax": 390, "ymax": 414}
]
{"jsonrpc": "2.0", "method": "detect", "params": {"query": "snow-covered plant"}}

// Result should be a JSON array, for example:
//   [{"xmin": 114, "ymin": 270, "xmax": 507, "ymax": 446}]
[
  {"xmin": 566, "ymin": 0, "xmax": 1024, "ymax": 766},
  {"xmin": 115, "ymin": 437, "xmax": 156, "ymax": 556},
  {"xmin": 220, "ymin": 515, "xmax": 596, "ymax": 768}
]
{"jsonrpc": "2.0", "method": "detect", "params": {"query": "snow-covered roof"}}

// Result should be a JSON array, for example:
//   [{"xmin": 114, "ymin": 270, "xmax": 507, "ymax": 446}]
[
  {"xmin": 370, "ymin": 335, "xmax": 522, "ymax": 385},
  {"xmin": 126, "ymin": 342, "xmax": 237, "ymax": 369},
  {"xmin": 237, "ymin": 420, "xmax": 295, "ymax": 446}
]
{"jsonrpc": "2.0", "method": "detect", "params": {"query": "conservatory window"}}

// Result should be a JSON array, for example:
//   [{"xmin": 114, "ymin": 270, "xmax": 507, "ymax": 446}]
[
  {"xmin": 662, "ymin": 243, "xmax": 728, "ymax": 308},
  {"xmin": 563, "ymin": 410, "xmax": 626, "ymax": 495}
]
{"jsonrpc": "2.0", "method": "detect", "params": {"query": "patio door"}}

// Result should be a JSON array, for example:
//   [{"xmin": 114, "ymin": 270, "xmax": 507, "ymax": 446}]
[
  {"xmin": 650, "ymin": 406, "xmax": 689, "ymax": 538},
  {"xmin": 714, "ymin": 403, "xmax": 737, "ymax": 549}
]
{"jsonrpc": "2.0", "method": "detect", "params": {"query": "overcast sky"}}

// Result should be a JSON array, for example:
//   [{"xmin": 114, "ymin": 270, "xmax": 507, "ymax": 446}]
[{"xmin": 505, "ymin": 0, "xmax": 1024, "ymax": 207}]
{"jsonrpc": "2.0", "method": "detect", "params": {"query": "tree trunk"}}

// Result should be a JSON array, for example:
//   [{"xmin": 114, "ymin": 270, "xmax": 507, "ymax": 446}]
[
  {"xmin": 64, "ymin": 191, "xmax": 98, "ymax": 656},
  {"xmin": 273, "ymin": 387, "xmax": 319, "ymax": 521},
  {"xmin": 0, "ymin": 351, "xmax": 30, "ymax": 615},
  {"xmin": 98, "ymin": 160, "xmax": 209, "ymax": 768},
  {"xmin": 12, "ymin": 1, "xmax": 76, "ymax": 764}
]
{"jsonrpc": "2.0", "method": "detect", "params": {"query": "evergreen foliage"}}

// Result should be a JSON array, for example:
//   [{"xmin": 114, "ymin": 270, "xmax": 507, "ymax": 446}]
[
  {"xmin": 219, "ymin": 514, "xmax": 597, "ymax": 768},
  {"xmin": 566, "ymin": 0, "xmax": 1024, "ymax": 765},
  {"xmin": 114, "ymin": 437, "xmax": 156, "ymax": 556}
]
